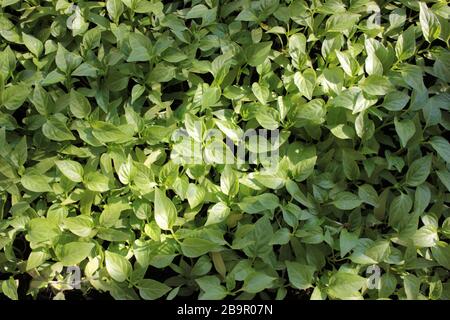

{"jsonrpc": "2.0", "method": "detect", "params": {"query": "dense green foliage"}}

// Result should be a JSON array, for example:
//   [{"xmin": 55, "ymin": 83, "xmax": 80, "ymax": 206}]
[{"xmin": 0, "ymin": 0, "xmax": 449, "ymax": 300}]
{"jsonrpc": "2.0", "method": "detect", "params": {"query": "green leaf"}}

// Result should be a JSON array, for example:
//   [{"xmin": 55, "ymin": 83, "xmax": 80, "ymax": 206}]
[
  {"xmin": 70, "ymin": 89, "xmax": 91, "ymax": 119},
  {"xmin": 361, "ymin": 75, "xmax": 393, "ymax": 96},
  {"xmin": 117, "ymin": 156, "xmax": 134, "ymax": 185},
  {"xmin": 195, "ymin": 276, "xmax": 228, "ymax": 300},
  {"xmin": 236, "ymin": 9, "xmax": 258, "ymax": 22},
  {"xmin": 395, "ymin": 27, "xmax": 416, "ymax": 61},
  {"xmin": 1, "ymin": 277, "xmax": 18, "ymax": 300},
  {"xmin": 365, "ymin": 52, "xmax": 383, "ymax": 76},
  {"xmin": 412, "ymin": 225, "xmax": 438, "ymax": 248},
  {"xmin": 339, "ymin": 229, "xmax": 360, "ymax": 257},
  {"xmin": 1, "ymin": 0, "xmax": 20, "ymax": 7},
  {"xmin": 414, "ymin": 184, "xmax": 431, "ymax": 214},
  {"xmin": 288, "ymin": 33, "xmax": 306, "ymax": 67},
  {"xmin": 205, "ymin": 202, "xmax": 230, "ymax": 226},
  {"xmin": 42, "ymin": 70, "xmax": 65, "ymax": 85},
  {"xmin": 419, "ymin": 2, "xmax": 441, "ymax": 43},
  {"xmin": 184, "ymin": 113, "xmax": 203, "ymax": 143},
  {"xmin": 294, "ymin": 68, "xmax": 316, "ymax": 100},
  {"xmin": 394, "ymin": 117, "xmax": 415, "ymax": 148},
  {"xmin": 285, "ymin": 261, "xmax": 315, "ymax": 290},
  {"xmin": 10, "ymin": 137, "xmax": 28, "ymax": 167},
  {"xmin": 342, "ymin": 152, "xmax": 360, "ymax": 181},
  {"xmin": 21, "ymin": 174, "xmax": 52, "ymax": 193},
  {"xmin": 379, "ymin": 273, "xmax": 397, "ymax": 299},
  {"xmin": 55, "ymin": 160, "xmax": 84, "ymax": 182},
  {"xmin": 238, "ymin": 193, "xmax": 279, "ymax": 214},
  {"xmin": 106, "ymin": 0, "xmax": 124, "ymax": 23},
  {"xmin": 100, "ymin": 200, "xmax": 129, "ymax": 228},
  {"xmin": 137, "ymin": 279, "xmax": 171, "ymax": 300},
  {"xmin": 251, "ymin": 82, "xmax": 269, "ymax": 105},
  {"xmin": 242, "ymin": 271, "xmax": 276, "ymax": 294},
  {"xmin": 26, "ymin": 251, "xmax": 48, "ymax": 271},
  {"xmin": 383, "ymin": 91, "xmax": 409, "ymax": 111},
  {"xmin": 431, "ymin": 244, "xmax": 450, "ymax": 269},
  {"xmin": 357, "ymin": 184, "xmax": 379, "ymax": 207},
  {"xmin": 22, "ymin": 33, "xmax": 43, "ymax": 57},
  {"xmin": 181, "ymin": 238, "xmax": 219, "ymax": 258},
  {"xmin": 72, "ymin": 63, "xmax": 98, "ymax": 77},
  {"xmin": 191, "ymin": 255, "xmax": 212, "ymax": 277},
  {"xmin": 28, "ymin": 218, "xmax": 60, "ymax": 243},
  {"xmin": 255, "ymin": 106, "xmax": 280, "ymax": 129},
  {"xmin": 220, "ymin": 165, "xmax": 238, "ymax": 197},
  {"xmin": 270, "ymin": 228, "xmax": 291, "ymax": 245},
  {"xmin": 56, "ymin": 242, "xmax": 94, "ymax": 266},
  {"xmin": 64, "ymin": 215, "xmax": 94, "ymax": 237},
  {"xmin": 131, "ymin": 84, "xmax": 145, "ymax": 104},
  {"xmin": 133, "ymin": 0, "xmax": 163, "ymax": 14},
  {"xmin": 55, "ymin": 43, "xmax": 82, "ymax": 74},
  {"xmin": 405, "ymin": 155, "xmax": 432, "ymax": 187},
  {"xmin": 147, "ymin": 63, "xmax": 176, "ymax": 83},
  {"xmin": 201, "ymin": 85, "xmax": 221, "ymax": 109},
  {"xmin": 186, "ymin": 184, "xmax": 205, "ymax": 209},
  {"xmin": 84, "ymin": 172, "xmax": 110, "ymax": 192},
  {"xmin": 186, "ymin": 4, "xmax": 209, "ymax": 19},
  {"xmin": 245, "ymin": 41, "xmax": 272, "ymax": 67},
  {"xmin": 2, "ymin": 84, "xmax": 30, "ymax": 110},
  {"xmin": 389, "ymin": 193, "xmax": 412, "ymax": 229},
  {"xmin": 295, "ymin": 99, "xmax": 325, "ymax": 123},
  {"xmin": 330, "ymin": 124, "xmax": 355, "ymax": 140},
  {"xmin": 326, "ymin": 13, "xmax": 360, "ymax": 33},
  {"xmin": 42, "ymin": 116, "xmax": 76, "ymax": 141},
  {"xmin": 286, "ymin": 180, "xmax": 314, "ymax": 208},
  {"xmin": 335, "ymin": 51, "xmax": 358, "ymax": 77},
  {"xmin": 30, "ymin": 84, "xmax": 54, "ymax": 115},
  {"xmin": 404, "ymin": 274, "xmax": 420, "ymax": 300},
  {"xmin": 429, "ymin": 136, "xmax": 450, "ymax": 163},
  {"xmin": 332, "ymin": 192, "xmax": 362, "ymax": 210},
  {"xmin": 255, "ymin": 106, "xmax": 280, "ymax": 130},
  {"xmin": 154, "ymin": 188, "xmax": 177, "ymax": 230},
  {"xmin": 321, "ymin": 68, "xmax": 344, "ymax": 95},
  {"xmin": 327, "ymin": 271, "xmax": 366, "ymax": 299},
  {"xmin": 365, "ymin": 240, "xmax": 390, "ymax": 263},
  {"xmin": 105, "ymin": 251, "xmax": 132, "ymax": 282},
  {"xmin": 436, "ymin": 170, "xmax": 450, "ymax": 192},
  {"xmin": 91, "ymin": 121, "xmax": 134, "ymax": 144},
  {"xmin": 127, "ymin": 33, "xmax": 152, "ymax": 62}
]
